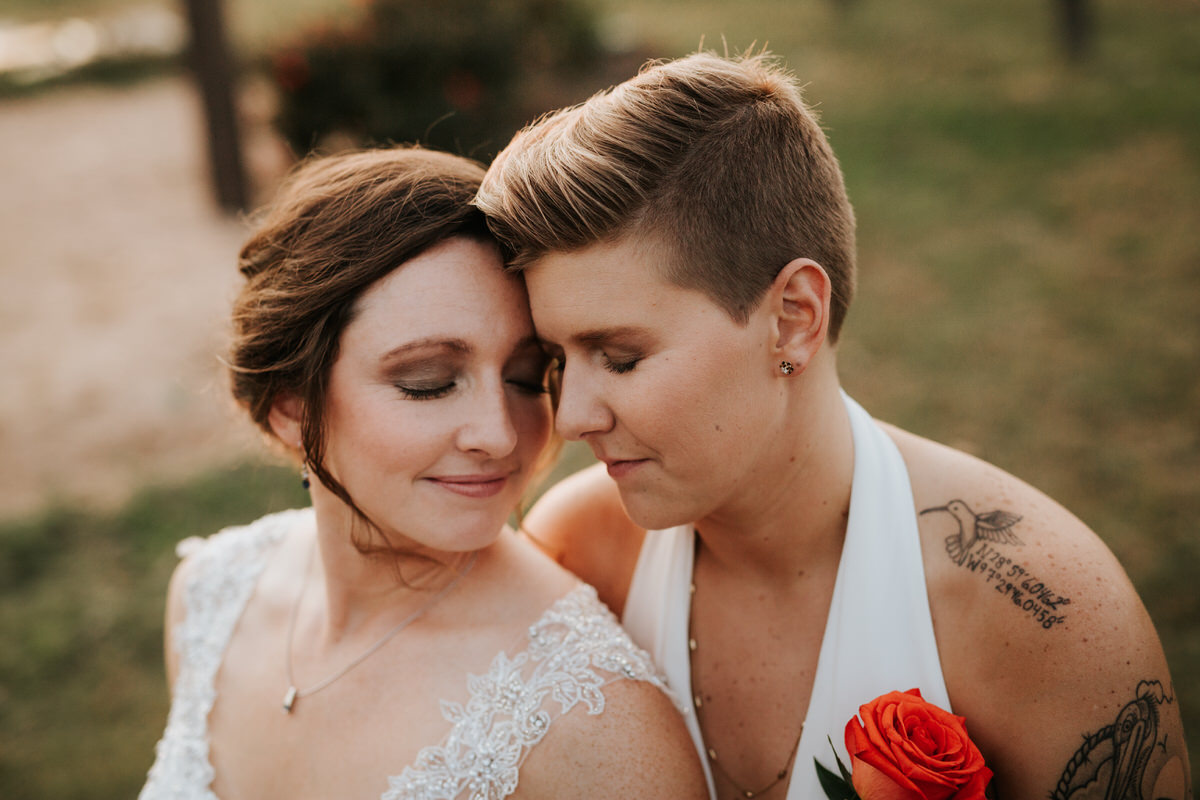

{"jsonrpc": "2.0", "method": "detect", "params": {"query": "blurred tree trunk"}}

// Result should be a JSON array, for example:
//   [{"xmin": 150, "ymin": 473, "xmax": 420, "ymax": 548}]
[
  {"xmin": 181, "ymin": 0, "xmax": 247, "ymax": 212},
  {"xmin": 1056, "ymin": 0, "xmax": 1093, "ymax": 62},
  {"xmin": 828, "ymin": 0, "xmax": 1093, "ymax": 62}
]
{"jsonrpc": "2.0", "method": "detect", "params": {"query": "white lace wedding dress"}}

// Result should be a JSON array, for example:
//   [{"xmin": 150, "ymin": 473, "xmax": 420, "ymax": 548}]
[{"xmin": 139, "ymin": 509, "xmax": 671, "ymax": 800}]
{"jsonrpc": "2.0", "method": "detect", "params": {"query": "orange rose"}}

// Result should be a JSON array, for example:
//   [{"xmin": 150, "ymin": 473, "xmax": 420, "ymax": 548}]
[{"xmin": 844, "ymin": 689, "xmax": 992, "ymax": 800}]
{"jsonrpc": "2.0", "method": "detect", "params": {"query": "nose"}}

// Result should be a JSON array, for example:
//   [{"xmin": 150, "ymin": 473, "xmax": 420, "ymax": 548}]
[
  {"xmin": 456, "ymin": 380, "xmax": 519, "ymax": 458},
  {"xmin": 554, "ymin": 362, "xmax": 614, "ymax": 441}
]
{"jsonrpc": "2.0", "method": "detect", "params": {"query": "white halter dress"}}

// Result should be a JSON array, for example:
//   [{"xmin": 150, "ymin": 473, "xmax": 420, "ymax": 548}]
[
  {"xmin": 139, "ymin": 508, "xmax": 672, "ymax": 800},
  {"xmin": 622, "ymin": 393, "xmax": 951, "ymax": 799}
]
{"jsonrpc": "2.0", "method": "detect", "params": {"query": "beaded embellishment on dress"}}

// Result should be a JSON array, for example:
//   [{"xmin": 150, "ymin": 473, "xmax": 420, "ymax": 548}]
[
  {"xmin": 383, "ymin": 585, "xmax": 668, "ymax": 800},
  {"xmin": 139, "ymin": 510, "xmax": 672, "ymax": 800}
]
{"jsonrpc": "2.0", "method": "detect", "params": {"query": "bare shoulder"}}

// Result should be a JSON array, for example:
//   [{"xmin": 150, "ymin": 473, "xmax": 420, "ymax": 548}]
[
  {"xmin": 162, "ymin": 547, "xmax": 199, "ymax": 689},
  {"xmin": 524, "ymin": 462, "xmax": 647, "ymax": 614},
  {"xmin": 161, "ymin": 512, "xmax": 307, "ymax": 690},
  {"xmin": 513, "ymin": 677, "xmax": 707, "ymax": 799},
  {"xmin": 882, "ymin": 423, "xmax": 1192, "ymax": 799}
]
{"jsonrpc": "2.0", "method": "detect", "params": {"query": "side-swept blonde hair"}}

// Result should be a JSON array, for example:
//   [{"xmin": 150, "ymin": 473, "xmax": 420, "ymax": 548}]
[{"xmin": 476, "ymin": 51, "xmax": 857, "ymax": 338}]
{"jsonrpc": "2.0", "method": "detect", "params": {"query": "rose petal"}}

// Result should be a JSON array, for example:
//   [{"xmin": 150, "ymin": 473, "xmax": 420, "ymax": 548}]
[
  {"xmin": 847, "ymin": 716, "xmax": 919, "ymax": 791},
  {"xmin": 948, "ymin": 764, "xmax": 994, "ymax": 800},
  {"xmin": 846, "ymin": 689, "xmax": 991, "ymax": 800},
  {"xmin": 851, "ymin": 756, "xmax": 925, "ymax": 800}
]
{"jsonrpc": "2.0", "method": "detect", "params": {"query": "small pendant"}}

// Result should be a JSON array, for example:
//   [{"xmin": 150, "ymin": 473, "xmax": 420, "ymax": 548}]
[{"xmin": 283, "ymin": 685, "xmax": 298, "ymax": 713}]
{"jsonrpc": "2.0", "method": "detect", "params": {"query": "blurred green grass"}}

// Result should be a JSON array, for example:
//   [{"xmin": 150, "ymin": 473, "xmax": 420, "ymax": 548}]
[
  {"xmin": 2, "ymin": 0, "xmax": 1197, "ymax": 796},
  {"xmin": 0, "ymin": 464, "xmax": 310, "ymax": 798}
]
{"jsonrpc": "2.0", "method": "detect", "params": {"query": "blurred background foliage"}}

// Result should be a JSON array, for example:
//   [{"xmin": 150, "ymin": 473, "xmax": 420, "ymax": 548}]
[
  {"xmin": 269, "ymin": 0, "xmax": 602, "ymax": 157},
  {"xmin": 1, "ymin": 0, "xmax": 1197, "ymax": 797}
]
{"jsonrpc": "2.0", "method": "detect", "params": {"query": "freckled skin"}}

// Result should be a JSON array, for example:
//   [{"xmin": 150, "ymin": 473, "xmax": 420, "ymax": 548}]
[
  {"xmin": 160, "ymin": 240, "xmax": 708, "ymax": 800},
  {"xmin": 882, "ymin": 426, "xmax": 1191, "ymax": 800},
  {"xmin": 518, "ymin": 238, "xmax": 1190, "ymax": 800}
]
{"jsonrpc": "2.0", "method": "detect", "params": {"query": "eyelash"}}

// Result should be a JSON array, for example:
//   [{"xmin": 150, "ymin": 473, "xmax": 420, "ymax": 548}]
[
  {"xmin": 398, "ymin": 378, "xmax": 549, "ymax": 401},
  {"xmin": 550, "ymin": 354, "xmax": 641, "ymax": 375},
  {"xmin": 508, "ymin": 378, "xmax": 549, "ymax": 396},
  {"xmin": 602, "ymin": 354, "xmax": 641, "ymax": 374},
  {"xmin": 397, "ymin": 383, "xmax": 455, "ymax": 401}
]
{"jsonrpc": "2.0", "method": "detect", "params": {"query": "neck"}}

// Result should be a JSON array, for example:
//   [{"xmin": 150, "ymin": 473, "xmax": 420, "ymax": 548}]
[
  {"xmin": 304, "ymin": 491, "xmax": 476, "ymax": 642},
  {"xmin": 694, "ymin": 365, "xmax": 854, "ymax": 586}
]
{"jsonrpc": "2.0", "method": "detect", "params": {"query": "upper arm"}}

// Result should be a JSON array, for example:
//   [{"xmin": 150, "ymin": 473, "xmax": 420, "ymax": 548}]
[
  {"xmin": 895, "ymin": 428, "xmax": 1193, "ymax": 799},
  {"xmin": 522, "ymin": 463, "xmax": 646, "ymax": 614},
  {"xmin": 515, "ymin": 678, "xmax": 708, "ymax": 799},
  {"xmin": 947, "ymin": 538, "xmax": 1190, "ymax": 799},
  {"xmin": 163, "ymin": 552, "xmax": 196, "ymax": 690}
]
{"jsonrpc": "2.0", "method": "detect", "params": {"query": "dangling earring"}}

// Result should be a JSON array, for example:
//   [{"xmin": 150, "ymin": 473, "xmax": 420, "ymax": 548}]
[
  {"xmin": 779, "ymin": 360, "xmax": 795, "ymax": 375},
  {"xmin": 300, "ymin": 464, "xmax": 311, "ymax": 490}
]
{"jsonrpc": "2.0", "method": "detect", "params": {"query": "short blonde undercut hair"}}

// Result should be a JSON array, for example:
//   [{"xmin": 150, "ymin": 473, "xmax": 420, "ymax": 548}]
[{"xmin": 476, "ymin": 51, "xmax": 857, "ymax": 339}]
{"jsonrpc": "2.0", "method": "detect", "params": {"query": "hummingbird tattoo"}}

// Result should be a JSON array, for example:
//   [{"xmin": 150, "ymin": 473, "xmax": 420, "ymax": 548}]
[{"xmin": 920, "ymin": 499, "xmax": 1023, "ymax": 565}]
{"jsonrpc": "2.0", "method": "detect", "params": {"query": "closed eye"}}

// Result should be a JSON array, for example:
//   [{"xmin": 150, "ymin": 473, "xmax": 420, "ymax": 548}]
[
  {"xmin": 506, "ymin": 348, "xmax": 552, "ymax": 395},
  {"xmin": 397, "ymin": 382, "xmax": 455, "ymax": 400},
  {"xmin": 507, "ymin": 377, "xmax": 549, "ymax": 396},
  {"xmin": 602, "ymin": 353, "xmax": 641, "ymax": 374}
]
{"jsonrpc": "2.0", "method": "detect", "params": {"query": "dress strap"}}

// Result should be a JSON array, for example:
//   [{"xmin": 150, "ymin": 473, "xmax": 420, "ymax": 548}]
[
  {"xmin": 621, "ymin": 526, "xmax": 715, "ymax": 796},
  {"xmin": 138, "ymin": 509, "xmax": 300, "ymax": 800},
  {"xmin": 788, "ymin": 394, "xmax": 950, "ymax": 799}
]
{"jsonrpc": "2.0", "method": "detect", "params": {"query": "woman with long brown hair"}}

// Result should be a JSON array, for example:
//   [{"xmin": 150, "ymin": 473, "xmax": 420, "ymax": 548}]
[{"xmin": 138, "ymin": 146, "xmax": 705, "ymax": 799}]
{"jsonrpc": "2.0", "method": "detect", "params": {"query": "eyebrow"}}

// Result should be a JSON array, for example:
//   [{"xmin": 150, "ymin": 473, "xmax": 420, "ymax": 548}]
[
  {"xmin": 381, "ymin": 338, "xmax": 471, "ymax": 361},
  {"xmin": 382, "ymin": 335, "xmax": 544, "ymax": 361},
  {"xmin": 513, "ymin": 334, "xmax": 544, "ymax": 348},
  {"xmin": 543, "ymin": 326, "xmax": 651, "ymax": 349}
]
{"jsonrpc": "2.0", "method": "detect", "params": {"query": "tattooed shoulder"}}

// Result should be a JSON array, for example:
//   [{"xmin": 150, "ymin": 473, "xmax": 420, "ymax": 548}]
[
  {"xmin": 920, "ymin": 498, "xmax": 1071, "ymax": 631},
  {"xmin": 1051, "ymin": 680, "xmax": 1191, "ymax": 800}
]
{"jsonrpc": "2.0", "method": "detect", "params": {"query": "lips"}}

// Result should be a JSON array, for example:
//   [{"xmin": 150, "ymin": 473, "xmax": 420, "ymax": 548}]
[
  {"xmin": 426, "ymin": 473, "xmax": 511, "ymax": 498},
  {"xmin": 603, "ymin": 458, "xmax": 649, "ymax": 479}
]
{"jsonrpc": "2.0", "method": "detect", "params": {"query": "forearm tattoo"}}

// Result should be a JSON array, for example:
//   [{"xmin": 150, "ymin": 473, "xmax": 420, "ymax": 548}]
[
  {"xmin": 920, "ymin": 499, "xmax": 1071, "ymax": 629},
  {"xmin": 1052, "ymin": 680, "xmax": 1191, "ymax": 800}
]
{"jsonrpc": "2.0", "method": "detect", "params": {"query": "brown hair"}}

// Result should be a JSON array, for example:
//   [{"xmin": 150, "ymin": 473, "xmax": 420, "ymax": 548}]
[
  {"xmin": 228, "ymin": 146, "xmax": 491, "ymax": 554},
  {"xmin": 476, "ymin": 51, "xmax": 857, "ymax": 339}
]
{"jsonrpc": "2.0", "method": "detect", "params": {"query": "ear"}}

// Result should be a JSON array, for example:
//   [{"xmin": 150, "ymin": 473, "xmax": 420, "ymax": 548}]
[
  {"xmin": 267, "ymin": 392, "xmax": 305, "ymax": 454},
  {"xmin": 766, "ymin": 258, "xmax": 831, "ymax": 375}
]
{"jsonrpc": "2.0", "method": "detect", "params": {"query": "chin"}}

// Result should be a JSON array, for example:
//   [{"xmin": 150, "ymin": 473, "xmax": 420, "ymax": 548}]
[
  {"xmin": 373, "ymin": 509, "xmax": 509, "ymax": 556},
  {"xmin": 617, "ymin": 489, "xmax": 695, "ymax": 533},
  {"xmin": 433, "ymin": 517, "xmax": 510, "ymax": 553}
]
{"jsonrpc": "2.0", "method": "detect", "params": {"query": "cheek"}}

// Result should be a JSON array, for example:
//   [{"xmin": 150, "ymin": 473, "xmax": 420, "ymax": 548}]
[
  {"xmin": 607, "ymin": 369, "xmax": 685, "ymax": 436},
  {"xmin": 515, "ymin": 397, "xmax": 553, "ymax": 453},
  {"xmin": 632, "ymin": 345, "xmax": 763, "ymax": 442},
  {"xmin": 326, "ymin": 390, "xmax": 443, "ymax": 471}
]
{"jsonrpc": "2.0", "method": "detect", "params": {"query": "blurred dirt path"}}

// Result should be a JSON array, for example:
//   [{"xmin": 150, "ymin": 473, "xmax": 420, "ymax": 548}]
[{"xmin": 0, "ymin": 75, "xmax": 286, "ymax": 519}]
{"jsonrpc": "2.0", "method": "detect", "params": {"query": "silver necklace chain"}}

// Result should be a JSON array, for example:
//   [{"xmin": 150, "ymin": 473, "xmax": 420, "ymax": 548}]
[{"xmin": 282, "ymin": 543, "xmax": 479, "ymax": 714}]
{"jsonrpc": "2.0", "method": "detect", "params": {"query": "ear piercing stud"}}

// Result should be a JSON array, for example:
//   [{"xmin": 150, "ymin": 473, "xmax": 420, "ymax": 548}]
[{"xmin": 779, "ymin": 361, "xmax": 795, "ymax": 375}]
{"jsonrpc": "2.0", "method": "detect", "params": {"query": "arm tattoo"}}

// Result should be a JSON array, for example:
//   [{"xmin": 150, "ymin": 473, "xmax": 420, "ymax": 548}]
[
  {"xmin": 920, "ymin": 499, "xmax": 1071, "ymax": 630},
  {"xmin": 1051, "ymin": 680, "xmax": 1190, "ymax": 800}
]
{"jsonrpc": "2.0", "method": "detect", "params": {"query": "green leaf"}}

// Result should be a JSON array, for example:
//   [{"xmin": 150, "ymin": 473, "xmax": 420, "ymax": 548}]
[
  {"xmin": 815, "ymin": 757, "xmax": 857, "ymax": 800},
  {"xmin": 831, "ymin": 737, "xmax": 854, "ymax": 785}
]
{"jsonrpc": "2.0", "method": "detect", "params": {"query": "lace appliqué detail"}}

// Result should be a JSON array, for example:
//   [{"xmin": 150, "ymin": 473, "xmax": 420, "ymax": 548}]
[
  {"xmin": 138, "ymin": 510, "xmax": 300, "ymax": 800},
  {"xmin": 382, "ymin": 584, "xmax": 669, "ymax": 800},
  {"xmin": 139, "ymin": 518, "xmax": 672, "ymax": 800}
]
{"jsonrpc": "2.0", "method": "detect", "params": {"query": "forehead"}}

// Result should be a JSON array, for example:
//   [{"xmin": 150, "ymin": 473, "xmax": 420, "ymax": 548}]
[
  {"xmin": 524, "ymin": 236, "xmax": 718, "ymax": 332},
  {"xmin": 346, "ymin": 238, "xmax": 527, "ymax": 345}
]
